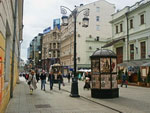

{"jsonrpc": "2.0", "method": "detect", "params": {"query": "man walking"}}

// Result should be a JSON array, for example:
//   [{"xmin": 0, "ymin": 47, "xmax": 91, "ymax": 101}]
[
  {"xmin": 40, "ymin": 70, "xmax": 46, "ymax": 91},
  {"xmin": 121, "ymin": 72, "xmax": 127, "ymax": 88},
  {"xmin": 49, "ymin": 71, "xmax": 54, "ymax": 90}
]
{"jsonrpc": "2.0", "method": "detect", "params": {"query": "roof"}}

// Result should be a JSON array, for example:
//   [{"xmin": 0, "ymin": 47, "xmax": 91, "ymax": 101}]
[
  {"xmin": 91, "ymin": 49, "xmax": 116, "ymax": 57},
  {"xmin": 102, "ymin": 37, "xmax": 125, "ymax": 48},
  {"xmin": 118, "ymin": 60, "xmax": 150, "ymax": 67}
]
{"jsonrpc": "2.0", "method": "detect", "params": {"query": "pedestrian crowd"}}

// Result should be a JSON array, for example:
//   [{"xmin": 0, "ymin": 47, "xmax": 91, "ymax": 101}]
[
  {"xmin": 20, "ymin": 70, "xmax": 93, "ymax": 95},
  {"xmin": 21, "ymin": 69, "xmax": 67, "ymax": 94}
]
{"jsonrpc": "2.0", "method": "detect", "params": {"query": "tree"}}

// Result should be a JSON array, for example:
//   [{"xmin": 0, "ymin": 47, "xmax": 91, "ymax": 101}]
[
  {"xmin": 125, "ymin": 70, "xmax": 129, "ymax": 81},
  {"xmin": 117, "ymin": 69, "xmax": 122, "ymax": 80},
  {"xmin": 146, "ymin": 67, "xmax": 150, "ymax": 83},
  {"xmin": 137, "ymin": 69, "xmax": 142, "ymax": 82}
]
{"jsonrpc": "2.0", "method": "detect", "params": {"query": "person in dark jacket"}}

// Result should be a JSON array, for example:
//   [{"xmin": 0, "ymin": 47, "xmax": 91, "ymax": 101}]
[
  {"xmin": 36, "ymin": 72, "xmax": 40, "ymax": 83},
  {"xmin": 121, "ymin": 72, "xmax": 127, "ymax": 88},
  {"xmin": 57, "ymin": 72, "xmax": 63, "ymax": 90},
  {"xmin": 67, "ymin": 72, "xmax": 71, "ymax": 83},
  {"xmin": 40, "ymin": 70, "xmax": 46, "ymax": 91},
  {"xmin": 49, "ymin": 72, "xmax": 54, "ymax": 90}
]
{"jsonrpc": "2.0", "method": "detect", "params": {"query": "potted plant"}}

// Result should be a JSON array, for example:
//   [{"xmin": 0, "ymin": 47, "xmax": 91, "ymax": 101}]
[
  {"xmin": 137, "ymin": 69, "xmax": 142, "ymax": 86},
  {"xmin": 117, "ymin": 70, "xmax": 122, "ymax": 84},
  {"xmin": 125, "ymin": 70, "xmax": 129, "ymax": 84},
  {"xmin": 146, "ymin": 67, "xmax": 150, "ymax": 87}
]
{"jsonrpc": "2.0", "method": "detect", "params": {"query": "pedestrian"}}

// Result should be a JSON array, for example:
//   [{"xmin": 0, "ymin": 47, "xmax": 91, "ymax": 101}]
[
  {"xmin": 49, "ymin": 71, "xmax": 54, "ymax": 90},
  {"xmin": 25, "ymin": 73, "xmax": 29, "ymax": 81},
  {"xmin": 35, "ymin": 72, "xmax": 40, "ymax": 83},
  {"xmin": 83, "ymin": 72, "xmax": 91, "ymax": 90},
  {"xmin": 121, "ymin": 72, "xmax": 127, "ymax": 88},
  {"xmin": 40, "ymin": 70, "xmax": 46, "ymax": 91},
  {"xmin": 27, "ymin": 70, "xmax": 37, "ymax": 94},
  {"xmin": 78, "ymin": 73, "xmax": 81, "ymax": 80},
  {"xmin": 67, "ymin": 72, "xmax": 71, "ymax": 83},
  {"xmin": 57, "ymin": 72, "xmax": 63, "ymax": 90}
]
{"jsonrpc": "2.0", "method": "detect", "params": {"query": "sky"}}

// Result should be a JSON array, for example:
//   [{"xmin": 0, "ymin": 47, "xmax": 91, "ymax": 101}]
[{"xmin": 21, "ymin": 0, "xmax": 139, "ymax": 61}]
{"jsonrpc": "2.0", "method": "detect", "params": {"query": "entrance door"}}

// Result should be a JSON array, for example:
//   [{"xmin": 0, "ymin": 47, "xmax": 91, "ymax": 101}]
[{"xmin": 116, "ymin": 47, "xmax": 123, "ymax": 64}]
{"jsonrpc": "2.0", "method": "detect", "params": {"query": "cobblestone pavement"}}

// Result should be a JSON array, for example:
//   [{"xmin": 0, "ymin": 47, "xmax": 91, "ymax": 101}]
[{"xmin": 5, "ymin": 77, "xmax": 150, "ymax": 113}]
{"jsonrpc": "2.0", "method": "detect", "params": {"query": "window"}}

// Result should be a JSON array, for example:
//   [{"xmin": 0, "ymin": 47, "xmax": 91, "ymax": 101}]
[
  {"xmin": 96, "ymin": 36, "xmax": 99, "ymax": 41},
  {"xmin": 96, "ymin": 7, "xmax": 100, "ymax": 12},
  {"xmin": 141, "ymin": 41, "xmax": 146, "ymax": 59},
  {"xmin": 96, "ymin": 25, "xmax": 100, "ymax": 31},
  {"xmin": 116, "ymin": 25, "xmax": 118, "ymax": 34},
  {"xmin": 130, "ymin": 19, "xmax": 133, "ymax": 29},
  {"xmin": 53, "ymin": 51, "xmax": 56, "ymax": 57},
  {"xmin": 57, "ymin": 51, "xmax": 60, "ymax": 57},
  {"xmin": 96, "ymin": 16, "xmax": 100, "ymax": 22},
  {"xmin": 78, "ymin": 34, "xmax": 80, "ymax": 37},
  {"xmin": 140, "ymin": 14, "xmax": 144, "ymax": 25},
  {"xmin": 57, "ymin": 43, "xmax": 60, "ymax": 49},
  {"xmin": 120, "ymin": 23, "xmax": 123, "ymax": 32},
  {"xmin": 130, "ymin": 44, "xmax": 134, "ymax": 60},
  {"xmin": 53, "ymin": 43, "xmax": 56, "ymax": 49},
  {"xmin": 89, "ymin": 35, "xmax": 92, "ymax": 38},
  {"xmin": 49, "ymin": 43, "xmax": 52, "ymax": 49}
]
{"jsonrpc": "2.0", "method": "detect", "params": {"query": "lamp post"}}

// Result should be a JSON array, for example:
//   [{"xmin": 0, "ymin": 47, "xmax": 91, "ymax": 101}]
[{"xmin": 60, "ymin": 6, "xmax": 89, "ymax": 97}]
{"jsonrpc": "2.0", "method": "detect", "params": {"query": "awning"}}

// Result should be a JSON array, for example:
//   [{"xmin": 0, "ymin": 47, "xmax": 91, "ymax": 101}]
[
  {"xmin": 141, "ymin": 62, "xmax": 150, "ymax": 66},
  {"xmin": 117, "ymin": 60, "xmax": 150, "ymax": 67},
  {"xmin": 102, "ymin": 37, "xmax": 125, "ymax": 48}
]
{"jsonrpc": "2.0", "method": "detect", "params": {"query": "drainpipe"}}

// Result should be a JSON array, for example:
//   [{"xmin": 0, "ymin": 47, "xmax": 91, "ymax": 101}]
[
  {"xmin": 125, "ymin": 12, "xmax": 129, "ymax": 62},
  {"xmin": 10, "ymin": 0, "xmax": 18, "ymax": 98}
]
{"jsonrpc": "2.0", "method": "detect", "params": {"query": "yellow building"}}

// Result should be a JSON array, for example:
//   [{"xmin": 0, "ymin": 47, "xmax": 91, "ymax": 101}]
[{"xmin": 0, "ymin": 0, "xmax": 24, "ymax": 113}]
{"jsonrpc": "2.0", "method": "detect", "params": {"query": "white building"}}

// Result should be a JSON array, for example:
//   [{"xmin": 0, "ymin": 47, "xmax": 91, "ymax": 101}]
[
  {"xmin": 60, "ymin": 0, "xmax": 115, "ymax": 69},
  {"xmin": 103, "ymin": 0, "xmax": 150, "ymax": 65}
]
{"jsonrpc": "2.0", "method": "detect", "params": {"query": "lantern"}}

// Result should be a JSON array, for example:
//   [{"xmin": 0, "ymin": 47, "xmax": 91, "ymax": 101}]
[
  {"xmin": 82, "ymin": 17, "xmax": 89, "ymax": 27},
  {"xmin": 62, "ymin": 16, "xmax": 68, "ymax": 26}
]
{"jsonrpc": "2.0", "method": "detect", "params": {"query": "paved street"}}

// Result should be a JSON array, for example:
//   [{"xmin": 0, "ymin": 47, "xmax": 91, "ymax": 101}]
[{"xmin": 5, "ymin": 77, "xmax": 150, "ymax": 113}]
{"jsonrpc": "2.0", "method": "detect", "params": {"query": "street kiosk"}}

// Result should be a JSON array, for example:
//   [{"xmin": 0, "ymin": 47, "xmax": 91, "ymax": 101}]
[{"xmin": 90, "ymin": 49, "xmax": 119, "ymax": 98}]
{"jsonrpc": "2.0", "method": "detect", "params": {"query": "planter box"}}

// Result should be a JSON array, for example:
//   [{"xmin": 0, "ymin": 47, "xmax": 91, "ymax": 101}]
[
  {"xmin": 147, "ymin": 83, "xmax": 150, "ymax": 87},
  {"xmin": 137, "ymin": 82, "xmax": 142, "ymax": 86},
  {"xmin": 117, "ymin": 80, "xmax": 122, "ymax": 84}
]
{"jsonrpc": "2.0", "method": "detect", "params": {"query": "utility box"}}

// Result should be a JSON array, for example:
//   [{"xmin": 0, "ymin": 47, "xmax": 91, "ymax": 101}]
[{"xmin": 90, "ymin": 49, "xmax": 119, "ymax": 98}]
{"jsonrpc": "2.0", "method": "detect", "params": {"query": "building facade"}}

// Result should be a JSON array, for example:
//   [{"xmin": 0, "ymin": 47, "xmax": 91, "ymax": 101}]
[
  {"xmin": 103, "ymin": 0, "xmax": 150, "ymax": 64},
  {"xmin": 27, "ymin": 33, "xmax": 43, "ymax": 69},
  {"xmin": 60, "ymin": 0, "xmax": 115, "ymax": 70},
  {"xmin": 102, "ymin": 0, "xmax": 150, "ymax": 82},
  {"xmin": 42, "ymin": 27, "xmax": 61, "ymax": 72},
  {"xmin": 0, "ymin": 0, "xmax": 24, "ymax": 112}
]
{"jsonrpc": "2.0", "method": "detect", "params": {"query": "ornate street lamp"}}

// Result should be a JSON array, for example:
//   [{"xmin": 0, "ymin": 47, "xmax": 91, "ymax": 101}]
[
  {"xmin": 60, "ymin": 6, "xmax": 89, "ymax": 97},
  {"xmin": 62, "ymin": 16, "xmax": 69, "ymax": 26}
]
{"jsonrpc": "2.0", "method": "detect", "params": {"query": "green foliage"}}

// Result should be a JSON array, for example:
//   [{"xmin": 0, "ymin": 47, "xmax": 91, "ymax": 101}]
[
  {"xmin": 146, "ymin": 68, "xmax": 150, "ymax": 83},
  {"xmin": 125, "ymin": 70, "xmax": 129, "ymax": 81},
  {"xmin": 117, "ymin": 70, "xmax": 122, "ymax": 80},
  {"xmin": 137, "ymin": 69, "xmax": 142, "ymax": 82}
]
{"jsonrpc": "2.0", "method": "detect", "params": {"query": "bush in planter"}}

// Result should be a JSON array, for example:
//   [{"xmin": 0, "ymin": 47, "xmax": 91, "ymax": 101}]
[
  {"xmin": 146, "ymin": 68, "xmax": 150, "ymax": 84},
  {"xmin": 125, "ymin": 70, "xmax": 129, "ymax": 81},
  {"xmin": 137, "ymin": 69, "xmax": 142, "ymax": 85},
  {"xmin": 117, "ymin": 70, "xmax": 122, "ymax": 80}
]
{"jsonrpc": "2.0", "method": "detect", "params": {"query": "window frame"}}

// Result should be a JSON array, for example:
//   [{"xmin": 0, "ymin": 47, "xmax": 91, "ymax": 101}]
[
  {"xmin": 130, "ymin": 44, "xmax": 134, "ymax": 60},
  {"xmin": 140, "ymin": 41, "xmax": 146, "ymax": 59},
  {"xmin": 140, "ymin": 14, "xmax": 145, "ymax": 25},
  {"xmin": 96, "ymin": 25, "xmax": 100, "ymax": 31},
  {"xmin": 96, "ymin": 16, "xmax": 100, "ymax": 22}
]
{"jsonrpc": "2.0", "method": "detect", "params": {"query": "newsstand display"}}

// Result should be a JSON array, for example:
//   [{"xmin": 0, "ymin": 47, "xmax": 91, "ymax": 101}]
[{"xmin": 91, "ymin": 49, "xmax": 119, "ymax": 98}]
